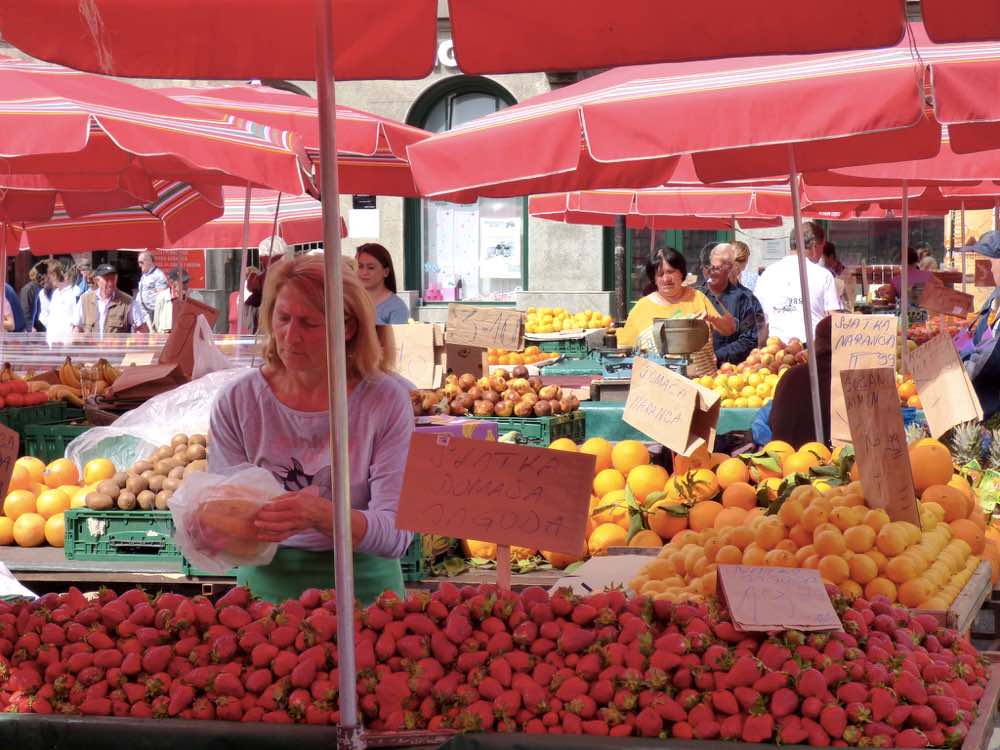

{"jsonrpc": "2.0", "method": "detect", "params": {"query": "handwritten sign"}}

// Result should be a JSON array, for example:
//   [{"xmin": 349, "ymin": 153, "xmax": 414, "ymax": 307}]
[
  {"xmin": 445, "ymin": 304, "xmax": 524, "ymax": 351},
  {"xmin": 918, "ymin": 285, "xmax": 974, "ymax": 317},
  {"xmin": 830, "ymin": 314, "xmax": 897, "ymax": 443},
  {"xmin": 0, "ymin": 424, "xmax": 18, "ymax": 498},
  {"xmin": 396, "ymin": 433, "xmax": 595, "ymax": 555},
  {"xmin": 717, "ymin": 565, "xmax": 842, "ymax": 632},
  {"xmin": 391, "ymin": 324, "xmax": 440, "ymax": 389},
  {"xmin": 909, "ymin": 334, "xmax": 983, "ymax": 439},
  {"xmin": 623, "ymin": 357, "xmax": 720, "ymax": 456},
  {"xmin": 975, "ymin": 259, "xmax": 994, "ymax": 288},
  {"xmin": 120, "ymin": 351, "xmax": 156, "ymax": 367},
  {"xmin": 840, "ymin": 368, "xmax": 919, "ymax": 525}
]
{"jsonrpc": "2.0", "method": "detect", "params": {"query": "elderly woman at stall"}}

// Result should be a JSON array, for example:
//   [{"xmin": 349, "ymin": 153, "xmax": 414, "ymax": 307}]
[
  {"xmin": 698, "ymin": 243, "xmax": 764, "ymax": 365},
  {"xmin": 961, "ymin": 233, "xmax": 1000, "ymax": 422},
  {"xmin": 618, "ymin": 247, "xmax": 734, "ymax": 377},
  {"xmin": 208, "ymin": 254, "xmax": 414, "ymax": 603}
]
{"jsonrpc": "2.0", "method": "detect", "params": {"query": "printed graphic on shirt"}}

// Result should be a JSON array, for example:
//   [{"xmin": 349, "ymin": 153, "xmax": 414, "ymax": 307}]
[{"xmin": 267, "ymin": 458, "xmax": 332, "ymax": 500}]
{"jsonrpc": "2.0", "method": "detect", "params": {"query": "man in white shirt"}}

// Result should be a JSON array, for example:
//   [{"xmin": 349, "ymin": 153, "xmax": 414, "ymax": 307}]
[
  {"xmin": 136, "ymin": 251, "xmax": 168, "ymax": 326},
  {"xmin": 73, "ymin": 264, "xmax": 134, "ymax": 337},
  {"xmin": 753, "ymin": 221, "xmax": 843, "ymax": 343}
]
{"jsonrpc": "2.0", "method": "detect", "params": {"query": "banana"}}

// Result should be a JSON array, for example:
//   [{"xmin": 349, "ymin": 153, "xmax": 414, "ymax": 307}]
[
  {"xmin": 47, "ymin": 384, "xmax": 84, "ymax": 407},
  {"xmin": 0, "ymin": 363, "xmax": 13, "ymax": 382},
  {"xmin": 59, "ymin": 357, "xmax": 81, "ymax": 389},
  {"xmin": 99, "ymin": 359, "xmax": 120, "ymax": 384},
  {"xmin": 26, "ymin": 381, "xmax": 50, "ymax": 393}
]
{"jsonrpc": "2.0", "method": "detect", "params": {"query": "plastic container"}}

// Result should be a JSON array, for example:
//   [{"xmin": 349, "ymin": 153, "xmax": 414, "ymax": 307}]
[
  {"xmin": 400, "ymin": 533, "xmax": 425, "ymax": 583},
  {"xmin": 23, "ymin": 424, "xmax": 91, "ymax": 463},
  {"xmin": 181, "ymin": 559, "xmax": 238, "ymax": 579},
  {"xmin": 63, "ymin": 508, "xmax": 180, "ymax": 562},
  {"xmin": 468, "ymin": 411, "xmax": 586, "ymax": 446},
  {"xmin": 536, "ymin": 337, "xmax": 590, "ymax": 358},
  {"xmin": 0, "ymin": 402, "xmax": 74, "ymax": 440}
]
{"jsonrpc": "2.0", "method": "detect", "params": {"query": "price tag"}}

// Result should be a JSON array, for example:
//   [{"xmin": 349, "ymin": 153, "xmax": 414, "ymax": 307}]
[
  {"xmin": 840, "ymin": 368, "xmax": 919, "ymax": 525},
  {"xmin": 717, "ymin": 565, "xmax": 842, "ymax": 632},
  {"xmin": 396, "ymin": 434, "xmax": 595, "ymax": 555},
  {"xmin": 830, "ymin": 314, "xmax": 897, "ymax": 444},
  {"xmin": 120, "ymin": 351, "xmax": 156, "ymax": 367},
  {"xmin": 445, "ymin": 304, "xmax": 524, "ymax": 351},
  {"xmin": 0, "ymin": 424, "xmax": 18, "ymax": 498},
  {"xmin": 391, "ymin": 324, "xmax": 439, "ymax": 389},
  {"xmin": 623, "ymin": 357, "xmax": 719, "ymax": 456},
  {"xmin": 918, "ymin": 285, "xmax": 974, "ymax": 317},
  {"xmin": 909, "ymin": 334, "xmax": 983, "ymax": 439}
]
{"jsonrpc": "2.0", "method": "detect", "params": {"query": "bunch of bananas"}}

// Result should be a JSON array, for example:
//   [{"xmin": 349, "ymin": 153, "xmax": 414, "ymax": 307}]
[{"xmin": 50, "ymin": 357, "xmax": 121, "ymax": 406}]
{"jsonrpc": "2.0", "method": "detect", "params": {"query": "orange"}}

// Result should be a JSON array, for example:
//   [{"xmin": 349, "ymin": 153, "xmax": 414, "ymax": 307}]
[
  {"xmin": 0, "ymin": 516, "xmax": 11, "ymax": 545},
  {"xmin": 35, "ymin": 489, "xmax": 70, "ymax": 520},
  {"xmin": 44, "ymin": 513, "xmax": 65, "ymax": 547},
  {"xmin": 839, "ymin": 580, "xmax": 863, "ymax": 599},
  {"xmin": 948, "ymin": 474, "xmax": 975, "ymax": 503},
  {"xmin": 795, "ymin": 544, "xmax": 816, "ymax": 566},
  {"xmin": 611, "ymin": 440, "xmax": 650, "ymax": 475},
  {"xmin": 949, "ymin": 519, "xmax": 985, "ymax": 555},
  {"xmin": 579, "ymin": 438, "xmax": 613, "ymax": 473},
  {"xmin": 542, "ymin": 545, "xmax": 587, "ymax": 569},
  {"xmin": 921, "ymin": 485, "xmax": 969, "ymax": 523},
  {"xmin": 672, "ymin": 445, "xmax": 712, "ymax": 475},
  {"xmin": 764, "ymin": 548, "xmax": 796, "ymax": 568},
  {"xmin": 778, "ymin": 498, "xmax": 805, "ymax": 528},
  {"xmin": 12, "ymin": 513, "xmax": 45, "ymax": 547},
  {"xmin": 721, "ymin": 482, "xmax": 757, "ymax": 510},
  {"xmin": 801, "ymin": 504, "xmax": 830, "ymax": 532},
  {"xmin": 814, "ymin": 529, "xmax": 847, "ymax": 557},
  {"xmin": 647, "ymin": 500, "xmax": 689, "ymax": 540},
  {"xmin": 818, "ymin": 555, "xmax": 850, "ymax": 584},
  {"xmin": 864, "ymin": 508, "xmax": 891, "ymax": 533},
  {"xmin": 716, "ymin": 545, "xmax": 743, "ymax": 565},
  {"xmin": 788, "ymin": 523, "xmax": 813, "ymax": 549},
  {"xmin": 763, "ymin": 440, "xmax": 795, "ymax": 462},
  {"xmin": 714, "ymin": 507, "xmax": 748, "ymax": 529},
  {"xmin": 909, "ymin": 441, "xmax": 955, "ymax": 495},
  {"xmin": 627, "ymin": 464, "xmax": 669, "ymax": 505},
  {"xmin": 548, "ymin": 438, "xmax": 578, "ymax": 452},
  {"xmin": 828, "ymin": 507, "xmax": 856, "ymax": 532},
  {"xmin": 70, "ymin": 486, "xmax": 92, "ymax": 509},
  {"xmin": 629, "ymin": 530, "xmax": 663, "ymax": 549},
  {"xmin": 876, "ymin": 525, "xmax": 908, "ymax": 557},
  {"xmin": 593, "ymin": 490, "xmax": 630, "ymax": 529},
  {"xmin": 588, "ymin": 523, "xmax": 628, "ymax": 556},
  {"xmin": 775, "ymin": 539, "xmax": 798, "ymax": 554},
  {"xmin": 802, "ymin": 554, "xmax": 820, "ymax": 570},
  {"xmin": 6, "ymin": 465, "xmax": 31, "ymax": 493},
  {"xmin": 799, "ymin": 442, "xmax": 832, "ymax": 463},
  {"xmin": 898, "ymin": 381, "xmax": 917, "ymax": 401},
  {"xmin": 742, "ymin": 544, "xmax": 767, "ymax": 566},
  {"xmin": 687, "ymin": 469, "xmax": 720, "ymax": 502},
  {"xmin": 750, "ymin": 462, "xmax": 783, "ymax": 483},
  {"xmin": 593, "ymin": 468, "xmax": 627, "ymax": 498},
  {"xmin": 462, "ymin": 539, "xmax": 497, "ymax": 560},
  {"xmin": 14, "ymin": 456, "xmax": 45, "ymax": 485},
  {"xmin": 844, "ymin": 525, "xmax": 876, "ymax": 553},
  {"xmin": 848, "ymin": 553, "xmax": 878, "ymax": 584},
  {"xmin": 754, "ymin": 518, "xmax": 786, "ymax": 550},
  {"xmin": 886, "ymin": 555, "xmax": 920, "ymax": 584},
  {"xmin": 82, "ymin": 458, "xmax": 116, "ymax": 485},
  {"xmin": 866, "ymin": 549, "xmax": 889, "ymax": 573},
  {"xmin": 3, "ymin": 490, "xmax": 36, "ymax": 521},
  {"xmin": 898, "ymin": 578, "xmax": 933, "ymax": 608},
  {"xmin": 43, "ymin": 458, "xmax": 79, "ymax": 489},
  {"xmin": 716, "ymin": 458, "xmax": 750, "ymax": 489},
  {"xmin": 907, "ymin": 395, "xmax": 922, "ymax": 409},
  {"xmin": 758, "ymin": 477, "xmax": 783, "ymax": 502},
  {"xmin": 782, "ymin": 450, "xmax": 821, "ymax": 477},
  {"xmin": 688, "ymin": 501, "xmax": 723, "ymax": 532},
  {"xmin": 727, "ymin": 526, "xmax": 754, "ymax": 551}
]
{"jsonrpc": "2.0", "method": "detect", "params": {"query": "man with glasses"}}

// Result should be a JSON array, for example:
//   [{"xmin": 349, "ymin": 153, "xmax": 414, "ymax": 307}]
[{"xmin": 698, "ymin": 243, "xmax": 764, "ymax": 365}]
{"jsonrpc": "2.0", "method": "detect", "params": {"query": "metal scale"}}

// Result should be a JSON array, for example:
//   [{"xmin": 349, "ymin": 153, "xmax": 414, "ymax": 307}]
[{"xmin": 590, "ymin": 318, "xmax": 711, "ymax": 402}]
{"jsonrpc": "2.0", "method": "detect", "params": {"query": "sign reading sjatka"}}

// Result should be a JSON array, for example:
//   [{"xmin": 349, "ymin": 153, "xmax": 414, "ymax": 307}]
[
  {"xmin": 717, "ymin": 565, "xmax": 842, "ymax": 632},
  {"xmin": 623, "ymin": 357, "xmax": 720, "ymax": 456},
  {"xmin": 445, "ymin": 304, "xmax": 524, "ymax": 351},
  {"xmin": 909, "ymin": 334, "xmax": 983, "ymax": 439},
  {"xmin": 396, "ymin": 434, "xmax": 595, "ymax": 555},
  {"xmin": 830, "ymin": 313, "xmax": 896, "ymax": 443},
  {"xmin": 840, "ymin": 368, "xmax": 919, "ymax": 525}
]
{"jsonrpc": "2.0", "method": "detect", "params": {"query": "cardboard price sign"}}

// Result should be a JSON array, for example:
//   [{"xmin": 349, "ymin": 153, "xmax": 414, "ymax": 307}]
[
  {"xmin": 0, "ymin": 424, "xmax": 17, "ymax": 498},
  {"xmin": 840, "ymin": 368, "xmax": 919, "ymax": 525},
  {"xmin": 391, "ymin": 324, "xmax": 440, "ymax": 389},
  {"xmin": 918, "ymin": 285, "xmax": 974, "ymax": 317},
  {"xmin": 830, "ymin": 313, "xmax": 897, "ymax": 443},
  {"xmin": 975, "ymin": 259, "xmax": 993, "ymax": 288},
  {"xmin": 623, "ymin": 357, "xmax": 720, "ymax": 456},
  {"xmin": 717, "ymin": 565, "xmax": 842, "ymax": 632},
  {"xmin": 909, "ymin": 334, "xmax": 983, "ymax": 439},
  {"xmin": 396, "ymin": 433, "xmax": 595, "ymax": 555},
  {"xmin": 445, "ymin": 304, "xmax": 524, "ymax": 351}
]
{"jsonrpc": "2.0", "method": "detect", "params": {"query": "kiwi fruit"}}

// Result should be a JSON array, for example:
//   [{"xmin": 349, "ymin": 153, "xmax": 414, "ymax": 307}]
[
  {"xmin": 162, "ymin": 477, "xmax": 181, "ymax": 492},
  {"xmin": 136, "ymin": 490, "xmax": 156, "ymax": 510},
  {"xmin": 183, "ymin": 460, "xmax": 208, "ymax": 478},
  {"xmin": 113, "ymin": 471, "xmax": 129, "ymax": 488},
  {"xmin": 185, "ymin": 444, "xmax": 207, "ymax": 462},
  {"xmin": 148, "ymin": 475, "xmax": 165, "ymax": 493},
  {"xmin": 171, "ymin": 434, "xmax": 189, "ymax": 448},
  {"xmin": 132, "ymin": 460, "xmax": 154, "ymax": 475},
  {"xmin": 154, "ymin": 460, "xmax": 174, "ymax": 476},
  {"xmin": 117, "ymin": 491, "xmax": 137, "ymax": 511},
  {"xmin": 189, "ymin": 434, "xmax": 208, "ymax": 447},
  {"xmin": 154, "ymin": 490, "xmax": 173, "ymax": 510},
  {"xmin": 167, "ymin": 466, "xmax": 186, "ymax": 480},
  {"xmin": 96, "ymin": 479, "xmax": 121, "ymax": 497},
  {"xmin": 85, "ymin": 492, "xmax": 114, "ymax": 510},
  {"xmin": 125, "ymin": 475, "xmax": 148, "ymax": 495}
]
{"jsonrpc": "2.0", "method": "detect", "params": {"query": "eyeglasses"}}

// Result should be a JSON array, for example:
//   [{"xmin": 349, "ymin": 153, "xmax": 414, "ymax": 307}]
[{"xmin": 704, "ymin": 262, "xmax": 732, "ymax": 271}]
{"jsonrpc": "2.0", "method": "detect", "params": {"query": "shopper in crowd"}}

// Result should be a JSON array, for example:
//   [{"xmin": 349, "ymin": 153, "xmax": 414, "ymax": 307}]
[
  {"xmin": 19, "ymin": 263, "xmax": 44, "ymax": 332},
  {"xmin": 41, "ymin": 261, "xmax": 79, "ymax": 342},
  {"xmin": 3, "ymin": 283, "xmax": 23, "ymax": 333},
  {"xmin": 74, "ymin": 264, "xmax": 134, "ymax": 336},
  {"xmin": 152, "ymin": 268, "xmax": 189, "ymax": 333},
  {"xmin": 35, "ymin": 265, "xmax": 55, "ymax": 333},
  {"xmin": 208, "ymin": 254, "xmax": 413, "ymax": 604},
  {"xmin": 74, "ymin": 259, "xmax": 94, "ymax": 298},
  {"xmin": 356, "ymin": 243, "xmax": 409, "ymax": 324},
  {"xmin": 753, "ymin": 221, "xmax": 841, "ymax": 343},
  {"xmin": 820, "ymin": 242, "xmax": 846, "ymax": 277},
  {"xmin": 877, "ymin": 247, "xmax": 939, "ymax": 304},
  {"xmin": 820, "ymin": 241, "xmax": 854, "ymax": 312},
  {"xmin": 698, "ymin": 243, "xmax": 763, "ymax": 365},
  {"xmin": 917, "ymin": 242, "xmax": 939, "ymax": 271},
  {"xmin": 135, "ymin": 250, "xmax": 168, "ymax": 326},
  {"xmin": 962, "ymin": 233, "xmax": 1000, "ymax": 421},
  {"xmin": 768, "ymin": 314, "xmax": 833, "ymax": 446},
  {"xmin": 731, "ymin": 240, "xmax": 759, "ymax": 292}
]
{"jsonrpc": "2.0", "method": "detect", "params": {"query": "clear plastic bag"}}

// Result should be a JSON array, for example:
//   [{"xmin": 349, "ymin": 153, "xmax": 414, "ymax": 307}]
[
  {"xmin": 170, "ymin": 466, "xmax": 283, "ymax": 574},
  {"xmin": 191, "ymin": 314, "xmax": 236, "ymax": 380}
]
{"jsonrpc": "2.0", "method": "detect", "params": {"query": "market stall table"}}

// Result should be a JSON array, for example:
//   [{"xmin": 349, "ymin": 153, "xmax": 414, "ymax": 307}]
[{"xmin": 581, "ymin": 402, "xmax": 761, "ymax": 442}]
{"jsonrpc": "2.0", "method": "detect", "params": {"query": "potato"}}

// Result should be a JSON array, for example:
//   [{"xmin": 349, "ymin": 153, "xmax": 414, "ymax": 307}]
[
  {"xmin": 132, "ymin": 460, "xmax": 154, "ymax": 475},
  {"xmin": 148, "ymin": 475, "xmax": 165, "ymax": 493},
  {"xmin": 125, "ymin": 475, "xmax": 148, "ymax": 495},
  {"xmin": 85, "ymin": 492, "xmax": 114, "ymax": 510},
  {"xmin": 185, "ymin": 444, "xmax": 207, "ymax": 462},
  {"xmin": 117, "ymin": 491, "xmax": 137, "ymax": 511},
  {"xmin": 154, "ymin": 446, "xmax": 173, "ymax": 460},
  {"xmin": 162, "ymin": 477, "xmax": 181, "ymax": 492},
  {"xmin": 154, "ymin": 490, "xmax": 173, "ymax": 510},
  {"xmin": 167, "ymin": 466, "xmax": 186, "ymax": 480},
  {"xmin": 189, "ymin": 434, "xmax": 208, "ymax": 447},
  {"xmin": 183, "ymin": 459, "xmax": 208, "ymax": 478},
  {"xmin": 140, "ymin": 469, "xmax": 156, "ymax": 482},
  {"xmin": 113, "ymin": 471, "xmax": 129, "ymax": 488},
  {"xmin": 154, "ymin": 460, "xmax": 174, "ymax": 476},
  {"xmin": 96, "ymin": 479, "xmax": 121, "ymax": 497},
  {"xmin": 171, "ymin": 434, "xmax": 189, "ymax": 448},
  {"xmin": 173, "ymin": 443, "xmax": 189, "ymax": 456},
  {"xmin": 136, "ymin": 490, "xmax": 156, "ymax": 510}
]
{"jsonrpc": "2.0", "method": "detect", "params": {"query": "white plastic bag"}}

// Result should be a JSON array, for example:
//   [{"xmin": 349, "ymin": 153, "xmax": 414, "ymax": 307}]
[
  {"xmin": 191, "ymin": 314, "xmax": 236, "ymax": 381},
  {"xmin": 170, "ymin": 466, "xmax": 284, "ymax": 574},
  {"xmin": 65, "ymin": 368, "xmax": 250, "ymax": 470}
]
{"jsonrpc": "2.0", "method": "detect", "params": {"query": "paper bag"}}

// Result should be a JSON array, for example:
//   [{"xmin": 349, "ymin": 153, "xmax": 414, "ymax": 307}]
[
  {"xmin": 106, "ymin": 362, "xmax": 189, "ymax": 402},
  {"xmin": 159, "ymin": 298, "xmax": 220, "ymax": 380}
]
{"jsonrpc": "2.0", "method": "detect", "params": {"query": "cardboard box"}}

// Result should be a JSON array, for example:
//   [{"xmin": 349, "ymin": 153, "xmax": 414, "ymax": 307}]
[{"xmin": 414, "ymin": 415, "xmax": 498, "ymax": 441}]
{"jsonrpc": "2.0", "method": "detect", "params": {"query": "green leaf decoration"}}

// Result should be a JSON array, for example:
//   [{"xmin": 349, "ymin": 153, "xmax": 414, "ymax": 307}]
[{"xmin": 564, "ymin": 560, "xmax": 586, "ymax": 575}]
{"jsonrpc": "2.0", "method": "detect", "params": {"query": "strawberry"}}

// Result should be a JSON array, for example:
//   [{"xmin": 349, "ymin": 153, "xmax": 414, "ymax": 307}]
[
  {"xmin": 79, "ymin": 697, "xmax": 112, "ymax": 716},
  {"xmin": 711, "ymin": 689, "xmax": 739, "ymax": 715},
  {"xmin": 727, "ymin": 655, "xmax": 762, "ymax": 688},
  {"xmin": 719, "ymin": 713, "xmax": 746, "ymax": 740},
  {"xmin": 894, "ymin": 671, "xmax": 929, "ymax": 705},
  {"xmin": 753, "ymin": 670, "xmax": 789, "ymax": 695},
  {"xmin": 141, "ymin": 645, "xmax": 171, "ymax": 674},
  {"xmin": 820, "ymin": 704, "xmax": 847, "ymax": 739},
  {"xmin": 769, "ymin": 687, "xmax": 798, "ymax": 718}
]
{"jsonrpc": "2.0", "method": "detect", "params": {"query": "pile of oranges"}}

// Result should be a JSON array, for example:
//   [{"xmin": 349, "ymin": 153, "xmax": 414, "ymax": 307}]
[
  {"xmin": 0, "ymin": 456, "xmax": 118, "ymax": 548},
  {"xmin": 897, "ymin": 375, "xmax": 922, "ymax": 408},
  {"xmin": 485, "ymin": 346, "xmax": 558, "ymax": 367}
]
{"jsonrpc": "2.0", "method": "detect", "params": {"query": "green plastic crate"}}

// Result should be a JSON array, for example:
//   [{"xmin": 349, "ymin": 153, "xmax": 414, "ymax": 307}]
[
  {"xmin": 533, "ymin": 336, "xmax": 590, "ymax": 358},
  {"xmin": 64, "ymin": 509, "xmax": 180, "ymax": 562},
  {"xmin": 23, "ymin": 424, "xmax": 91, "ymax": 462},
  {"xmin": 401, "ymin": 533, "xmax": 424, "ymax": 583},
  {"xmin": 469, "ymin": 411, "xmax": 586, "ymax": 446},
  {"xmin": 181, "ymin": 559, "xmax": 239, "ymax": 579},
  {"xmin": 0, "ymin": 403, "xmax": 74, "ymax": 440}
]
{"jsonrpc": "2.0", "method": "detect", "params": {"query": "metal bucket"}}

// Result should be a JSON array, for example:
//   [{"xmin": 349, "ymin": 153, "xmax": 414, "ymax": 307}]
[{"xmin": 655, "ymin": 318, "xmax": 710, "ymax": 354}]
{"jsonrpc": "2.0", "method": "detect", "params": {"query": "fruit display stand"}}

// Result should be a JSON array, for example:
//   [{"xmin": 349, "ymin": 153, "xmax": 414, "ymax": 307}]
[{"xmin": 912, "ymin": 560, "xmax": 995, "ymax": 635}]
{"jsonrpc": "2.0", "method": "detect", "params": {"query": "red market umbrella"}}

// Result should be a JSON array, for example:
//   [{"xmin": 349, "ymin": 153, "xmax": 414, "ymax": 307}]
[
  {"xmin": 923, "ymin": 0, "xmax": 1000, "ymax": 44},
  {"xmin": 164, "ymin": 85, "xmax": 430, "ymax": 197}
]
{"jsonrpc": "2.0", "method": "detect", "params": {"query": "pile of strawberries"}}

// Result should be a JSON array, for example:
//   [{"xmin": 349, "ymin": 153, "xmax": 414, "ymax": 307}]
[{"xmin": 0, "ymin": 582, "xmax": 991, "ymax": 747}]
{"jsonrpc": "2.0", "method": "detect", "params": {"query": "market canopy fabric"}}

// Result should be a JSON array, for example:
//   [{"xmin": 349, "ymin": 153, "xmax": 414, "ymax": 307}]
[{"xmin": 922, "ymin": 0, "xmax": 1000, "ymax": 44}]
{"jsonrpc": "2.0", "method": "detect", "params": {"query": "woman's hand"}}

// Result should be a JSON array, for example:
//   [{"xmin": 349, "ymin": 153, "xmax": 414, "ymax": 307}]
[
  {"xmin": 701, "ymin": 311, "xmax": 736, "ymax": 336},
  {"xmin": 255, "ymin": 487, "xmax": 332, "ymax": 542}
]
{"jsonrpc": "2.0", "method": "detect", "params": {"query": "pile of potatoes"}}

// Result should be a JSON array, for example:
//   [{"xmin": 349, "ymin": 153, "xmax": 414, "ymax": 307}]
[{"xmin": 85, "ymin": 433, "xmax": 209, "ymax": 511}]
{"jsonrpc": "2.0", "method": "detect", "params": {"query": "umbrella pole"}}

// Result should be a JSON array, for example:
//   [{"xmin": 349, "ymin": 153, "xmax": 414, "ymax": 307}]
[
  {"xmin": 960, "ymin": 202, "xmax": 967, "ymax": 294},
  {"xmin": 314, "ymin": 2, "xmax": 361, "ymax": 750},
  {"xmin": 0, "ymin": 223, "xmax": 5, "ymax": 359},
  {"xmin": 900, "ymin": 182, "xmax": 909, "ymax": 374},
  {"xmin": 236, "ymin": 185, "xmax": 252, "ymax": 336},
  {"xmin": 787, "ymin": 151, "xmax": 824, "ymax": 442},
  {"xmin": 613, "ymin": 215, "xmax": 626, "ymax": 325}
]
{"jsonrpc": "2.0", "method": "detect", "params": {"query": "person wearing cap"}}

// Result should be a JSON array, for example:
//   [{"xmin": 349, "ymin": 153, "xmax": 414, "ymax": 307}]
[
  {"xmin": 963, "ymin": 232, "xmax": 1000, "ymax": 421},
  {"xmin": 136, "ymin": 250, "xmax": 168, "ymax": 326},
  {"xmin": 698, "ymin": 243, "xmax": 761, "ymax": 365},
  {"xmin": 152, "ymin": 268, "xmax": 189, "ymax": 333},
  {"xmin": 74, "ymin": 264, "xmax": 135, "ymax": 336}
]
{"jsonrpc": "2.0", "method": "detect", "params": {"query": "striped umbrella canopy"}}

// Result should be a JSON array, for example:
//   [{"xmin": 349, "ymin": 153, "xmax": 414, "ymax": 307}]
[
  {"xmin": 163, "ymin": 85, "xmax": 429, "ymax": 197},
  {"xmin": 923, "ymin": 0, "xmax": 1000, "ymax": 44}
]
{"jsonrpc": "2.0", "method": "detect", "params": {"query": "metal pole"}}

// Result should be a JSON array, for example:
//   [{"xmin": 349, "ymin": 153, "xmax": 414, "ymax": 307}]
[
  {"xmin": 314, "ymin": 2, "xmax": 361, "ymax": 749},
  {"xmin": 787, "ymin": 150, "xmax": 825, "ymax": 443},
  {"xmin": 613, "ymin": 215, "xmax": 626, "ymax": 325},
  {"xmin": 0, "ymin": 224, "xmax": 6, "ymax": 360},
  {"xmin": 960, "ymin": 202, "xmax": 967, "ymax": 294},
  {"xmin": 900, "ymin": 182, "xmax": 909, "ymax": 374},
  {"xmin": 236, "ymin": 185, "xmax": 252, "ymax": 335}
]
